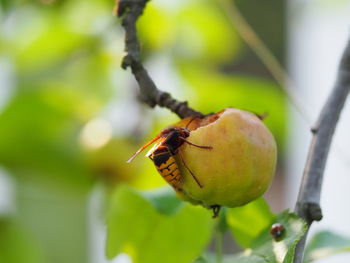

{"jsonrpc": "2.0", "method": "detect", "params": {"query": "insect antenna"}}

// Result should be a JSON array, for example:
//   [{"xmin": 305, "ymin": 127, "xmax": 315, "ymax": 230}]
[
  {"xmin": 178, "ymin": 150, "xmax": 203, "ymax": 188},
  {"xmin": 127, "ymin": 135, "xmax": 160, "ymax": 163}
]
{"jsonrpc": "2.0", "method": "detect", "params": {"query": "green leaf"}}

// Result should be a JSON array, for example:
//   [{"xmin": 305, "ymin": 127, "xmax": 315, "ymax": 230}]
[
  {"xmin": 106, "ymin": 184, "xmax": 215, "ymax": 263},
  {"xmin": 14, "ymin": 174, "xmax": 91, "ymax": 263},
  {"xmin": 0, "ymin": 0, "xmax": 12, "ymax": 12},
  {"xmin": 0, "ymin": 218, "xmax": 46, "ymax": 263},
  {"xmin": 140, "ymin": 187, "xmax": 184, "ymax": 216},
  {"xmin": 175, "ymin": 0, "xmax": 240, "ymax": 63},
  {"xmin": 193, "ymin": 253, "xmax": 215, "ymax": 263},
  {"xmin": 227, "ymin": 198, "xmax": 274, "ymax": 248},
  {"xmin": 198, "ymin": 212, "xmax": 306, "ymax": 263},
  {"xmin": 251, "ymin": 212, "xmax": 307, "ymax": 263},
  {"xmin": 0, "ymin": 88, "xmax": 96, "ymax": 186},
  {"xmin": 304, "ymin": 231, "xmax": 350, "ymax": 262},
  {"xmin": 194, "ymin": 252, "xmax": 270, "ymax": 263},
  {"xmin": 138, "ymin": 0, "xmax": 240, "ymax": 63}
]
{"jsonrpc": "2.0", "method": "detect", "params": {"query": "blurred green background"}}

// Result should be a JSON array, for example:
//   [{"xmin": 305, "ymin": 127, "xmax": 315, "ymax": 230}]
[{"xmin": 0, "ymin": 0, "xmax": 288, "ymax": 262}]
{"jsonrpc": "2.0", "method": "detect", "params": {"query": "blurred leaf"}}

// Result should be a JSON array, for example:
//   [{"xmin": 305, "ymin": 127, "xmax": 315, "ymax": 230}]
[
  {"xmin": 193, "ymin": 253, "xmax": 215, "ymax": 263},
  {"xmin": 106, "ymin": 184, "xmax": 214, "ymax": 263},
  {"xmin": 0, "ymin": 0, "xmax": 12, "ymax": 12},
  {"xmin": 196, "ymin": 212, "xmax": 306, "ymax": 263},
  {"xmin": 176, "ymin": 0, "xmax": 240, "ymax": 63},
  {"xmin": 15, "ymin": 23, "xmax": 97, "ymax": 75},
  {"xmin": 1, "ymin": 1, "xmax": 115, "ymax": 101},
  {"xmin": 140, "ymin": 187, "xmax": 183, "ymax": 216},
  {"xmin": 138, "ymin": 0, "xmax": 240, "ymax": 63},
  {"xmin": 250, "ymin": 212, "xmax": 307, "ymax": 263},
  {"xmin": 195, "ymin": 252, "xmax": 275, "ymax": 263},
  {"xmin": 227, "ymin": 198, "xmax": 274, "ymax": 248},
  {"xmin": 0, "ymin": 218, "xmax": 46, "ymax": 263},
  {"xmin": 178, "ymin": 65, "xmax": 286, "ymax": 148},
  {"xmin": 304, "ymin": 231, "xmax": 350, "ymax": 263},
  {"xmin": 87, "ymin": 138, "xmax": 141, "ymax": 185},
  {"xmin": 0, "ymin": 1, "xmax": 119, "ymax": 263},
  {"xmin": 62, "ymin": 0, "xmax": 113, "ymax": 34},
  {"xmin": 0, "ymin": 88, "xmax": 100, "ymax": 187},
  {"xmin": 138, "ymin": 3, "xmax": 176, "ymax": 51},
  {"xmin": 194, "ymin": 252, "xmax": 270, "ymax": 263},
  {"xmin": 15, "ymin": 174, "xmax": 90, "ymax": 263},
  {"xmin": 3, "ymin": 7, "xmax": 99, "ymax": 75}
]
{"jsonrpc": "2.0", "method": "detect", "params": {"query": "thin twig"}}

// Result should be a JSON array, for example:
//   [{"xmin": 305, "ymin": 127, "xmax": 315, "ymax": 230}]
[
  {"xmin": 116, "ymin": 0, "xmax": 203, "ymax": 119},
  {"xmin": 293, "ymin": 39, "xmax": 350, "ymax": 263},
  {"xmin": 217, "ymin": 0, "xmax": 350, "ymax": 178},
  {"xmin": 217, "ymin": 0, "xmax": 313, "ymax": 124},
  {"xmin": 217, "ymin": 2, "xmax": 350, "ymax": 260}
]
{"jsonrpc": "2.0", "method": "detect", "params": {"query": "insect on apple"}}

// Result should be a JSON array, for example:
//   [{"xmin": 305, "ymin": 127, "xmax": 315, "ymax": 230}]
[
  {"xmin": 270, "ymin": 223, "xmax": 285, "ymax": 241},
  {"xmin": 127, "ymin": 118, "xmax": 213, "ymax": 190}
]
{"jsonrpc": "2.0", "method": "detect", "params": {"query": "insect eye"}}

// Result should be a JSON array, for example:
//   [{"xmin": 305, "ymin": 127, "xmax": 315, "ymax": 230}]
[
  {"xmin": 181, "ymin": 127, "xmax": 190, "ymax": 135},
  {"xmin": 161, "ymin": 127, "xmax": 172, "ymax": 135}
]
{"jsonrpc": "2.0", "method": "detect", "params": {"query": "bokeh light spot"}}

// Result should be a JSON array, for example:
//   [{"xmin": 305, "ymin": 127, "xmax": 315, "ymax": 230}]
[{"xmin": 80, "ymin": 118, "xmax": 112, "ymax": 150}]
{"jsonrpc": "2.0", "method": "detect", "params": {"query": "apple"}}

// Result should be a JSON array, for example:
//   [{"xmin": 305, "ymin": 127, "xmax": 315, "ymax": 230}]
[{"xmin": 175, "ymin": 108, "xmax": 277, "ymax": 208}]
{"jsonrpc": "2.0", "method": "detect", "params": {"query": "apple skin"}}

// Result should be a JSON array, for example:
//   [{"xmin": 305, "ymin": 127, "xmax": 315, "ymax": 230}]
[{"xmin": 175, "ymin": 108, "xmax": 277, "ymax": 208}]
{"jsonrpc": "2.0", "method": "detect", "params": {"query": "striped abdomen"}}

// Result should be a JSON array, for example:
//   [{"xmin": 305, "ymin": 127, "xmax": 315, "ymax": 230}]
[{"xmin": 151, "ymin": 146, "xmax": 182, "ymax": 189}]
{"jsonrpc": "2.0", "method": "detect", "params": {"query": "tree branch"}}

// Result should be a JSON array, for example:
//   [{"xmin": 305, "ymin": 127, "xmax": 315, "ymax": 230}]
[
  {"xmin": 293, "ymin": 38, "xmax": 350, "ymax": 263},
  {"xmin": 116, "ymin": 0, "xmax": 203, "ymax": 119}
]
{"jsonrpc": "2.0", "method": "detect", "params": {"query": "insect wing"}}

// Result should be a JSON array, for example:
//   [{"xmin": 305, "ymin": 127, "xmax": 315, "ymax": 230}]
[
  {"xmin": 145, "ymin": 138, "xmax": 166, "ymax": 157},
  {"xmin": 127, "ymin": 135, "xmax": 161, "ymax": 163}
]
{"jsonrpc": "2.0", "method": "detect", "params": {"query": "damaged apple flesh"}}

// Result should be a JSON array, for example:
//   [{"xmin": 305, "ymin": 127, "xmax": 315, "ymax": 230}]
[{"xmin": 175, "ymin": 108, "xmax": 277, "ymax": 208}]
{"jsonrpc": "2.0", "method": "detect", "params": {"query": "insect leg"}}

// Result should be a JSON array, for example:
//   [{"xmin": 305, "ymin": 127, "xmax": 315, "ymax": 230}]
[
  {"xmin": 178, "ymin": 151, "xmax": 203, "ymax": 188},
  {"xmin": 180, "ymin": 138, "xmax": 213, "ymax": 150}
]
